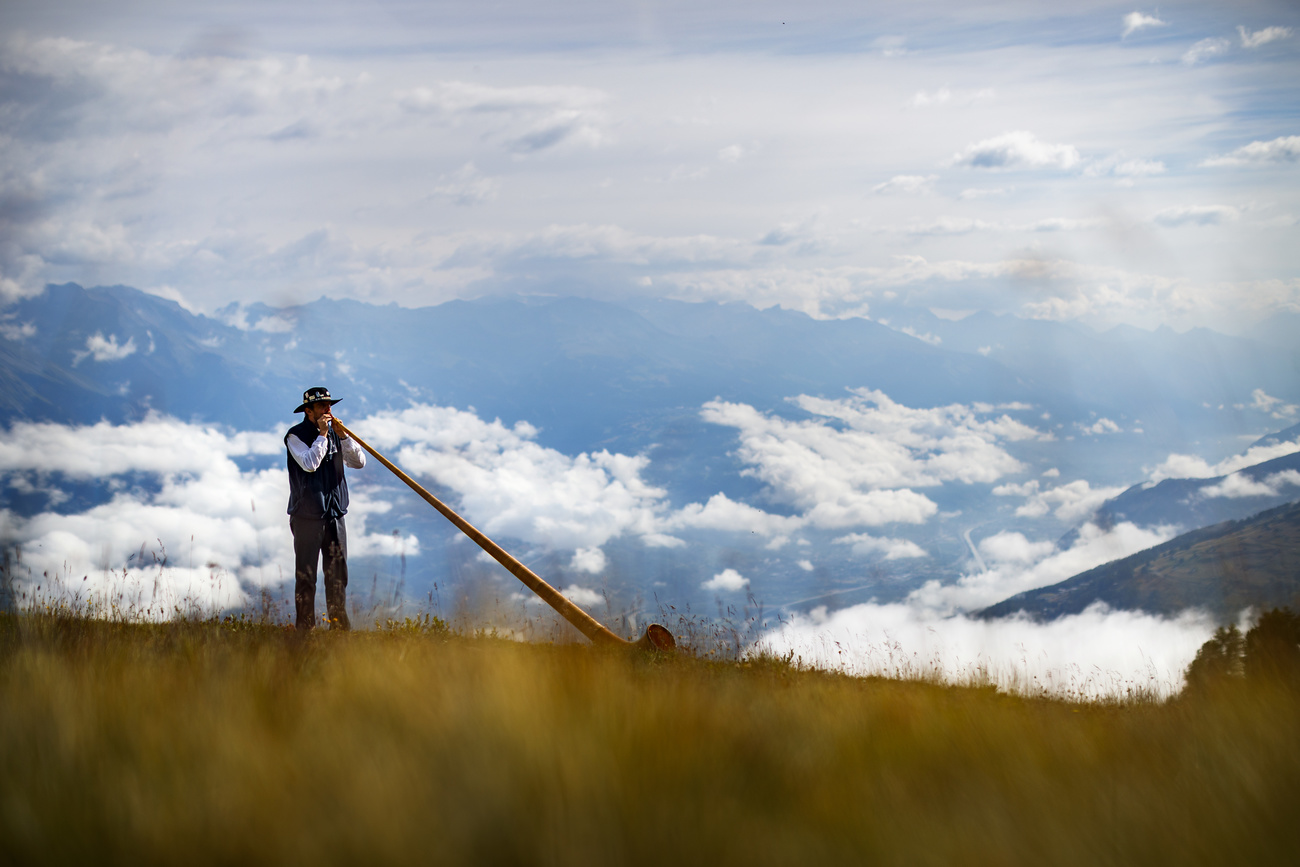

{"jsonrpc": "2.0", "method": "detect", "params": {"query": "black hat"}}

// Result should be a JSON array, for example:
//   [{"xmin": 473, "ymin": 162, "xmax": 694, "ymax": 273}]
[{"xmin": 294, "ymin": 386, "xmax": 342, "ymax": 413}]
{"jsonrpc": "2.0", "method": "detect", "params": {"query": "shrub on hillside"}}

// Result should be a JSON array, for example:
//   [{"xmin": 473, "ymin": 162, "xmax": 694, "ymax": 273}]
[
  {"xmin": 1185, "ymin": 607, "xmax": 1300, "ymax": 691},
  {"xmin": 1244, "ymin": 607, "xmax": 1300, "ymax": 683},
  {"xmin": 1185, "ymin": 624, "xmax": 1245, "ymax": 689}
]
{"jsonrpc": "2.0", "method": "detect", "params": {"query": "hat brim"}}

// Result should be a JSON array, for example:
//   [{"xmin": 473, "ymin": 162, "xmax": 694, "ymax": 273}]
[{"xmin": 294, "ymin": 397, "xmax": 342, "ymax": 413}]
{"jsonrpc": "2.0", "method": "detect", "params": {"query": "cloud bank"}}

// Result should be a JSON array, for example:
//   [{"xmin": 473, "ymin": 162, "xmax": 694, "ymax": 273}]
[
  {"xmin": 700, "ymin": 389, "xmax": 1045, "ymax": 529},
  {"xmin": 756, "ymin": 602, "xmax": 1214, "ymax": 700},
  {"xmin": 0, "ymin": 5, "xmax": 1295, "ymax": 334},
  {"xmin": 0, "ymin": 416, "xmax": 412, "ymax": 616}
]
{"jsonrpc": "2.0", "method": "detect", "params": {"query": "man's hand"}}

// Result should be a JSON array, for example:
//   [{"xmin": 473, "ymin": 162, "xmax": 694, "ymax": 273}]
[{"xmin": 316, "ymin": 411, "xmax": 332, "ymax": 438}]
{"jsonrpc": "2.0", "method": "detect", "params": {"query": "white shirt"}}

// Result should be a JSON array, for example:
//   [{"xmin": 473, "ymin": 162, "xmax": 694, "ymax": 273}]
[{"xmin": 287, "ymin": 428, "xmax": 367, "ymax": 472}]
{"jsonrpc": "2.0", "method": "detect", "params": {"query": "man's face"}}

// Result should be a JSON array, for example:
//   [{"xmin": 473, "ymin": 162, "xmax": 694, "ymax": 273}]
[{"xmin": 305, "ymin": 401, "xmax": 332, "ymax": 423}]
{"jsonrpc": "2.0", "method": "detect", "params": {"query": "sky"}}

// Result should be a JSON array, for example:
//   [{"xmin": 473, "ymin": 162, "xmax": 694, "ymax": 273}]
[{"xmin": 1, "ymin": 0, "xmax": 1298, "ymax": 331}]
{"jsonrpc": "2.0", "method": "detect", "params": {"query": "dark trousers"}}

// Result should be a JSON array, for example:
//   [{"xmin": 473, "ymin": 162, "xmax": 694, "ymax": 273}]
[{"xmin": 290, "ymin": 515, "xmax": 350, "ymax": 630}]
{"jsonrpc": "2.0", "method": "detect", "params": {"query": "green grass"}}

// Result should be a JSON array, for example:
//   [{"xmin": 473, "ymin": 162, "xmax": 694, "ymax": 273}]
[{"xmin": 1, "ymin": 612, "xmax": 1296, "ymax": 866}]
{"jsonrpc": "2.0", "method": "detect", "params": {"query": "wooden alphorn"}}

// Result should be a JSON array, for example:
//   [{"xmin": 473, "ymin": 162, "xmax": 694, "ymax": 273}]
[{"xmin": 331, "ymin": 418, "xmax": 675, "ymax": 652}]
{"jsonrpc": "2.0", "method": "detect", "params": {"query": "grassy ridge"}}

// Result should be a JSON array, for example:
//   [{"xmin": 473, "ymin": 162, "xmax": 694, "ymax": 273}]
[{"xmin": 1, "ymin": 615, "xmax": 1296, "ymax": 865}]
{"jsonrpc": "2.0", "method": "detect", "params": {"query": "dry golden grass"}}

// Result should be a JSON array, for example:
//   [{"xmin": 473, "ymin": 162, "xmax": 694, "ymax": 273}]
[{"xmin": 1, "ymin": 612, "xmax": 1296, "ymax": 866}]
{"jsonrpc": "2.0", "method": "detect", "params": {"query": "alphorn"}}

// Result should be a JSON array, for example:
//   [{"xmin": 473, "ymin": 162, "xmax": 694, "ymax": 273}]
[{"xmin": 331, "ymin": 418, "xmax": 676, "ymax": 652}]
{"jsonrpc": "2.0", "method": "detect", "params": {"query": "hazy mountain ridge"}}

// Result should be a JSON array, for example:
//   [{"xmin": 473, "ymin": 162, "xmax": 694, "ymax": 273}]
[
  {"xmin": 1069, "ymin": 450, "xmax": 1300, "ymax": 540},
  {"xmin": 3, "ymin": 282, "xmax": 1298, "ymax": 617},
  {"xmin": 877, "ymin": 305, "xmax": 1298, "ymax": 446},
  {"xmin": 980, "ymin": 500, "xmax": 1300, "ymax": 623}
]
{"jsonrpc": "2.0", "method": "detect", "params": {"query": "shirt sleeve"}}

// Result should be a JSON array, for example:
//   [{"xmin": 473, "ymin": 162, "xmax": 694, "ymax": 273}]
[
  {"xmin": 287, "ymin": 432, "xmax": 330, "ymax": 472},
  {"xmin": 341, "ymin": 436, "xmax": 367, "ymax": 469}
]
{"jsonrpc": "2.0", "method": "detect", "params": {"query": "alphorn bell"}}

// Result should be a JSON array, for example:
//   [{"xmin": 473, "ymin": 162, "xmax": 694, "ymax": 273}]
[{"xmin": 331, "ymin": 418, "xmax": 676, "ymax": 652}]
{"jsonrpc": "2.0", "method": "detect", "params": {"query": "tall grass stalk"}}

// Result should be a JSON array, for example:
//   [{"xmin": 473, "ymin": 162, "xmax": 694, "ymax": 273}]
[{"xmin": 1, "ymin": 611, "xmax": 1296, "ymax": 865}]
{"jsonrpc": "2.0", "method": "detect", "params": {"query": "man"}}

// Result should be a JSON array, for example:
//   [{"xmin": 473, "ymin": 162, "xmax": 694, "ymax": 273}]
[{"xmin": 285, "ymin": 386, "xmax": 366, "ymax": 630}]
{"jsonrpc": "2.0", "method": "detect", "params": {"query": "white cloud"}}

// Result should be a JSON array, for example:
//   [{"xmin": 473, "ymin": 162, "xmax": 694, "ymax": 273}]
[
  {"xmin": 957, "ymin": 187, "xmax": 1009, "ymax": 200},
  {"xmin": 357, "ymin": 404, "xmax": 672, "ymax": 551},
  {"xmin": 910, "ymin": 520, "xmax": 1174, "ymax": 614},
  {"xmin": 468, "ymin": 223, "xmax": 745, "ymax": 268},
  {"xmin": 1112, "ymin": 158, "xmax": 1166, "ymax": 177},
  {"xmin": 569, "ymin": 546, "xmax": 607, "ymax": 574},
  {"xmin": 1202, "ymin": 135, "xmax": 1300, "ymax": 167},
  {"xmin": 666, "ymin": 493, "xmax": 803, "ymax": 548},
  {"xmin": 560, "ymin": 585, "xmax": 604, "ymax": 608},
  {"xmin": 832, "ymin": 533, "xmax": 927, "ymax": 560},
  {"xmin": 0, "ymin": 416, "xmax": 411, "ymax": 617},
  {"xmin": 1146, "ymin": 438, "xmax": 1300, "ymax": 482},
  {"xmin": 755, "ymin": 602, "xmax": 1213, "ymax": 700},
  {"xmin": 701, "ymin": 390, "xmax": 1046, "ymax": 529},
  {"xmin": 1029, "ymin": 217, "xmax": 1106, "ymax": 232},
  {"xmin": 1152, "ymin": 205, "xmax": 1240, "ymax": 227},
  {"xmin": 1084, "ymin": 153, "xmax": 1166, "ymax": 179},
  {"xmin": 430, "ymin": 163, "xmax": 500, "ymax": 206},
  {"xmin": 1251, "ymin": 387, "xmax": 1300, "ymax": 419},
  {"xmin": 1182, "ymin": 37, "xmax": 1232, "ymax": 65},
  {"xmin": 0, "ymin": 415, "xmax": 281, "ymax": 479},
  {"xmin": 896, "ymin": 324, "xmax": 941, "ymax": 345},
  {"xmin": 1122, "ymin": 12, "xmax": 1167, "ymax": 38},
  {"xmin": 718, "ymin": 145, "xmax": 745, "ymax": 163},
  {"xmin": 218, "ymin": 307, "xmax": 297, "ymax": 333},
  {"xmin": 397, "ymin": 80, "xmax": 603, "ymax": 115},
  {"xmin": 1078, "ymin": 417, "xmax": 1121, "ymax": 435},
  {"xmin": 702, "ymin": 568, "xmax": 749, "ymax": 592},
  {"xmin": 1268, "ymin": 469, "xmax": 1300, "ymax": 489},
  {"xmin": 1, "ymin": 9, "xmax": 1296, "ymax": 340},
  {"xmin": 72, "ymin": 332, "xmax": 137, "ymax": 364},
  {"xmin": 948, "ymin": 131, "xmax": 1081, "ymax": 171},
  {"xmin": 872, "ymin": 174, "xmax": 937, "ymax": 195},
  {"xmin": 871, "ymin": 35, "xmax": 907, "ymax": 57},
  {"xmin": 885, "ymin": 215, "xmax": 1104, "ymax": 236},
  {"xmin": 797, "ymin": 559, "xmax": 814, "ymax": 572},
  {"xmin": 978, "ymin": 531, "xmax": 1056, "ymax": 566},
  {"xmin": 1000, "ymin": 478, "xmax": 1127, "ymax": 523},
  {"xmin": 396, "ymin": 80, "xmax": 607, "ymax": 152},
  {"xmin": 2, "ymin": 34, "xmax": 351, "ymax": 142},
  {"xmin": 0, "ymin": 319, "xmax": 37, "ymax": 341},
  {"xmin": 1198, "ymin": 469, "xmax": 1300, "ymax": 500},
  {"xmin": 253, "ymin": 315, "xmax": 295, "ymax": 333},
  {"xmin": 1238, "ymin": 25, "xmax": 1292, "ymax": 49},
  {"xmin": 992, "ymin": 479, "xmax": 1039, "ymax": 497},
  {"xmin": 910, "ymin": 87, "xmax": 995, "ymax": 108},
  {"xmin": 899, "ymin": 216, "xmax": 1001, "ymax": 235}
]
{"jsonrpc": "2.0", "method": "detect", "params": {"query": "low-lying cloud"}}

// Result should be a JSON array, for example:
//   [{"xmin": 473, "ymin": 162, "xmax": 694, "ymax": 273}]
[
  {"xmin": 756, "ymin": 601, "xmax": 1214, "ymax": 700},
  {"xmin": 911, "ymin": 520, "xmax": 1174, "ymax": 614},
  {"xmin": 1200, "ymin": 469, "xmax": 1300, "ymax": 500},
  {"xmin": 0, "ymin": 416, "xmax": 412, "ymax": 616},
  {"xmin": 1147, "ymin": 437, "xmax": 1300, "ymax": 482},
  {"xmin": 701, "ymin": 389, "xmax": 1046, "ymax": 530},
  {"xmin": 995, "ymin": 478, "xmax": 1127, "ymax": 523},
  {"xmin": 702, "ymin": 568, "xmax": 749, "ymax": 593},
  {"xmin": 72, "ymin": 332, "xmax": 137, "ymax": 364}
]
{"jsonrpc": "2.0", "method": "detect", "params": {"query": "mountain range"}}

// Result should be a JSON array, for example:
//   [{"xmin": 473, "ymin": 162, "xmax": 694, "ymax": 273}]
[
  {"xmin": 1, "ymin": 282, "xmax": 1297, "ymax": 619},
  {"xmin": 979, "ymin": 500, "xmax": 1300, "ymax": 622}
]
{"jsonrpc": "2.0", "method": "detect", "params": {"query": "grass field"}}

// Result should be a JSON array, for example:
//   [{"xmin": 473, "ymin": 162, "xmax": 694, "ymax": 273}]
[{"xmin": 1, "ymin": 612, "xmax": 1296, "ymax": 866}]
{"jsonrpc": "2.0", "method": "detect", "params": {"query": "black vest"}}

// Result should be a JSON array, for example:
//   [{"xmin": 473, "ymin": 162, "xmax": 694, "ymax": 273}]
[{"xmin": 285, "ymin": 419, "xmax": 350, "ymax": 519}]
